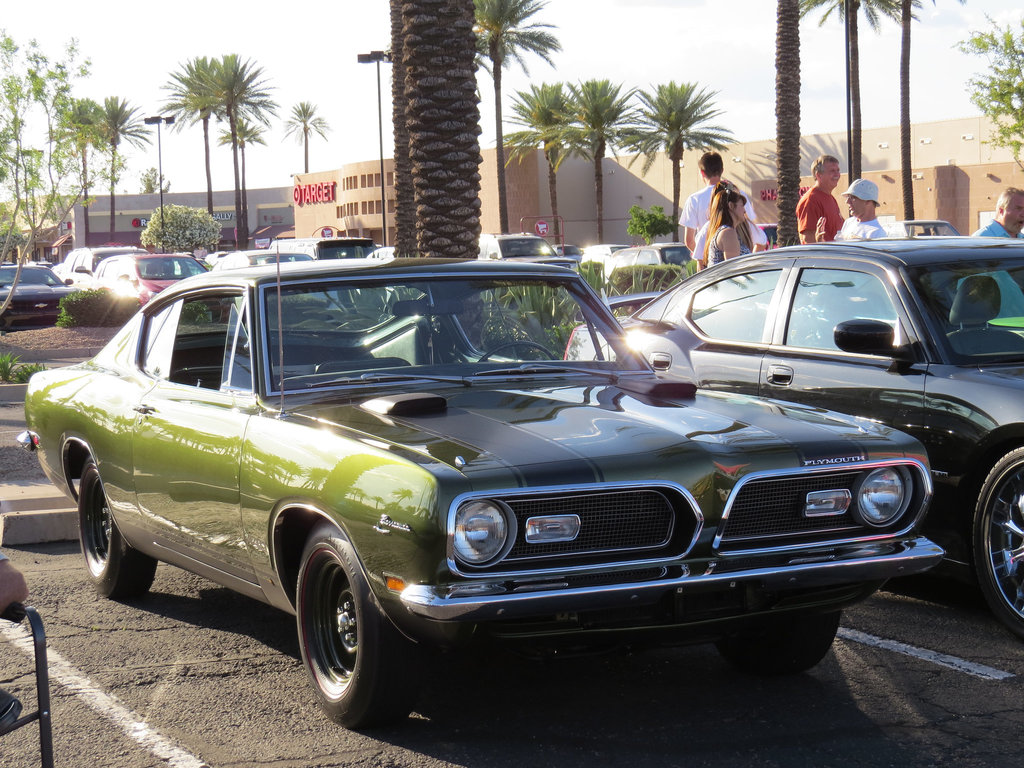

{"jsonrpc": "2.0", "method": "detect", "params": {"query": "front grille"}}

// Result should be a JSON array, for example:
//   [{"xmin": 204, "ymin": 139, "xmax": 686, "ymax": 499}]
[{"xmin": 463, "ymin": 486, "xmax": 699, "ymax": 573}]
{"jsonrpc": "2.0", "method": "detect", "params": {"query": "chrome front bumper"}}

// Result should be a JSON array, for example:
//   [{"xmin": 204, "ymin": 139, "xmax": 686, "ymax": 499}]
[{"xmin": 400, "ymin": 536, "xmax": 944, "ymax": 622}]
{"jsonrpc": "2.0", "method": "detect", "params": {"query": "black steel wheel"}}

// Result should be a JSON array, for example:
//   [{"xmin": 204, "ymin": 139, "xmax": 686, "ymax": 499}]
[
  {"xmin": 715, "ymin": 610, "xmax": 841, "ymax": 676},
  {"xmin": 78, "ymin": 460, "xmax": 157, "ymax": 599},
  {"xmin": 974, "ymin": 447, "xmax": 1024, "ymax": 640},
  {"xmin": 296, "ymin": 524, "xmax": 420, "ymax": 728}
]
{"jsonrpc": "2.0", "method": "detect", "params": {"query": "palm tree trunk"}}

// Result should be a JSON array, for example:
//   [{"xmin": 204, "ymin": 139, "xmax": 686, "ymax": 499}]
[
  {"xmin": 82, "ymin": 152, "xmax": 91, "ymax": 246},
  {"xmin": 391, "ymin": 0, "xmax": 417, "ymax": 256},
  {"xmin": 670, "ymin": 141, "xmax": 683, "ymax": 242},
  {"xmin": 491, "ymin": 42, "xmax": 509, "ymax": 234},
  {"xmin": 203, "ymin": 115, "xmax": 214, "ymax": 215},
  {"xmin": 849, "ymin": 2, "xmax": 862, "ymax": 180},
  {"xmin": 304, "ymin": 129, "xmax": 310, "ymax": 174},
  {"xmin": 899, "ymin": 0, "xmax": 914, "ymax": 219},
  {"xmin": 594, "ymin": 140, "xmax": 605, "ymax": 243},
  {"xmin": 776, "ymin": 0, "xmax": 801, "ymax": 247},
  {"xmin": 546, "ymin": 151, "xmax": 559, "ymax": 238},
  {"xmin": 241, "ymin": 144, "xmax": 249, "ymax": 234},
  {"xmin": 108, "ymin": 150, "xmax": 117, "ymax": 241},
  {"xmin": 230, "ymin": 112, "xmax": 247, "ymax": 249}
]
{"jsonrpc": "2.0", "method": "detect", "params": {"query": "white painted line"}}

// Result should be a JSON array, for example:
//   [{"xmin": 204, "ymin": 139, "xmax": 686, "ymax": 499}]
[
  {"xmin": 1, "ymin": 621, "xmax": 209, "ymax": 768},
  {"xmin": 838, "ymin": 627, "xmax": 1015, "ymax": 681}
]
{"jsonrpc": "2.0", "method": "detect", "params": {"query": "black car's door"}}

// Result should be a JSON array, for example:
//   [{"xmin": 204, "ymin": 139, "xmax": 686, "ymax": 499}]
[{"xmin": 758, "ymin": 261, "xmax": 928, "ymax": 444}]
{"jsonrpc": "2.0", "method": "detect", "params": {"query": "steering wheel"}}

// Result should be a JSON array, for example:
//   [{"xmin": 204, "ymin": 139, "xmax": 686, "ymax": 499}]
[{"xmin": 477, "ymin": 340, "xmax": 557, "ymax": 362}]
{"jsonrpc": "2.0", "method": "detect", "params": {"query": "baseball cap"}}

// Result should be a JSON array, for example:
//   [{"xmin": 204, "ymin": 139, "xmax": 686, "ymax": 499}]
[{"xmin": 843, "ymin": 178, "xmax": 879, "ymax": 204}]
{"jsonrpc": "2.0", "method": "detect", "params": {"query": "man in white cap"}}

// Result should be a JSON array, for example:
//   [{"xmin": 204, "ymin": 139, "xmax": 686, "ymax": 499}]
[{"xmin": 836, "ymin": 179, "xmax": 886, "ymax": 240}]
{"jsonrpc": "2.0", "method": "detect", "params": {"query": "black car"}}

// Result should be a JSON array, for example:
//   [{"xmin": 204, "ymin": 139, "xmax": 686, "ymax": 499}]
[
  {"xmin": 617, "ymin": 238, "xmax": 1024, "ymax": 638},
  {"xmin": 0, "ymin": 264, "xmax": 78, "ymax": 331}
]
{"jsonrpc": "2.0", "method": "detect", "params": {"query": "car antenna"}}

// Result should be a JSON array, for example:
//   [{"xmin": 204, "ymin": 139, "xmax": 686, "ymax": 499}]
[{"xmin": 276, "ymin": 254, "xmax": 287, "ymax": 418}]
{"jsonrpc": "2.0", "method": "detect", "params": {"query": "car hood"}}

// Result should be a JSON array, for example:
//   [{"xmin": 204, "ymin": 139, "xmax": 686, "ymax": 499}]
[{"xmin": 282, "ymin": 381, "xmax": 918, "ymax": 487}]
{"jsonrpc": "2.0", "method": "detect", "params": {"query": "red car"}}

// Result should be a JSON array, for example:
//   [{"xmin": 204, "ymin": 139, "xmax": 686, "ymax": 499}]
[{"xmin": 91, "ymin": 253, "xmax": 207, "ymax": 304}]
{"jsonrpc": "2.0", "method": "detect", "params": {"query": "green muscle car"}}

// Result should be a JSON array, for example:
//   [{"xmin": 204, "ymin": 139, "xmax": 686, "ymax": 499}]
[{"xmin": 19, "ymin": 258, "xmax": 942, "ymax": 727}]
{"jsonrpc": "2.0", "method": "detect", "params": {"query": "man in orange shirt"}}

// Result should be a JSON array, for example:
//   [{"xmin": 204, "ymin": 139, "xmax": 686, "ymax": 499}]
[{"xmin": 797, "ymin": 155, "xmax": 844, "ymax": 243}]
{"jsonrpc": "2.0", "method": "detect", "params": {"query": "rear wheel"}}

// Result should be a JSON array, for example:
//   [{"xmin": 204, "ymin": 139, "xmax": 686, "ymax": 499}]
[
  {"xmin": 79, "ymin": 460, "xmax": 157, "ymax": 599},
  {"xmin": 296, "ymin": 524, "xmax": 420, "ymax": 728},
  {"xmin": 716, "ymin": 611, "xmax": 841, "ymax": 675},
  {"xmin": 973, "ymin": 448, "xmax": 1024, "ymax": 640}
]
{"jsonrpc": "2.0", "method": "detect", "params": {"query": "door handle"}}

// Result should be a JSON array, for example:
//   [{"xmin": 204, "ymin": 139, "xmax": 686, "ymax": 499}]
[
  {"xmin": 766, "ymin": 364, "xmax": 793, "ymax": 386},
  {"xmin": 649, "ymin": 352, "xmax": 672, "ymax": 371}
]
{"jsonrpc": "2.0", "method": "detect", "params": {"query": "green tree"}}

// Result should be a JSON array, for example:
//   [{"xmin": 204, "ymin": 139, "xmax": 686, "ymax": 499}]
[
  {"xmin": 140, "ymin": 204, "xmax": 220, "ymax": 253},
  {"xmin": 0, "ymin": 222, "xmax": 27, "ymax": 261},
  {"xmin": 474, "ymin": 0, "xmax": 560, "ymax": 234},
  {"xmin": 284, "ymin": 101, "xmax": 330, "ymax": 174},
  {"xmin": 163, "ymin": 56, "xmax": 223, "ymax": 215},
  {"xmin": 563, "ymin": 79, "xmax": 636, "ymax": 242},
  {"xmin": 776, "ymin": 0, "xmax": 803, "ymax": 246},
  {"xmin": 800, "ymin": 0, "xmax": 901, "ymax": 180},
  {"xmin": 505, "ymin": 82, "xmax": 571, "ymax": 239},
  {"xmin": 622, "ymin": 82, "xmax": 733, "ymax": 242},
  {"xmin": 400, "ymin": 0, "xmax": 483, "ymax": 258},
  {"xmin": 626, "ymin": 204, "xmax": 674, "ymax": 244},
  {"xmin": 67, "ymin": 97, "xmax": 103, "ymax": 247},
  {"xmin": 139, "ymin": 167, "xmax": 170, "ymax": 194},
  {"xmin": 209, "ymin": 55, "xmax": 277, "ymax": 249},
  {"xmin": 960, "ymin": 16, "xmax": 1024, "ymax": 168},
  {"xmin": 98, "ymin": 96, "xmax": 150, "ymax": 240}
]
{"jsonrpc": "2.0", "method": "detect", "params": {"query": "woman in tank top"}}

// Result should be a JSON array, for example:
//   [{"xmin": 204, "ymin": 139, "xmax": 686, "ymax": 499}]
[{"xmin": 703, "ymin": 182, "xmax": 753, "ymax": 268}]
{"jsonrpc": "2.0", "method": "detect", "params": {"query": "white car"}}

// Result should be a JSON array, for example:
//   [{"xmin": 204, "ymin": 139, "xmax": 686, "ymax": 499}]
[{"xmin": 579, "ymin": 243, "xmax": 630, "ymax": 268}]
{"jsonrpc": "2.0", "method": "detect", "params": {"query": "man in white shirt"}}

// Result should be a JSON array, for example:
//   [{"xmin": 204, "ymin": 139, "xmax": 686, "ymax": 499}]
[
  {"xmin": 836, "ymin": 179, "xmax": 886, "ymax": 240},
  {"xmin": 681, "ymin": 151, "xmax": 767, "ymax": 263}
]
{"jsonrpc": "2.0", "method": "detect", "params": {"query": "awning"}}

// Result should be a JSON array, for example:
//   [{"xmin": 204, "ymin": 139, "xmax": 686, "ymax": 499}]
[
  {"xmin": 49, "ymin": 233, "xmax": 72, "ymax": 248},
  {"xmin": 253, "ymin": 224, "xmax": 294, "ymax": 239}
]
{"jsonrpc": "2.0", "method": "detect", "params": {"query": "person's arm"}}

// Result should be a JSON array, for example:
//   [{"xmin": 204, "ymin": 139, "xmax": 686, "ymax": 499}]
[
  {"xmin": 684, "ymin": 226, "xmax": 696, "ymax": 253},
  {"xmin": 0, "ymin": 557, "xmax": 29, "ymax": 615}
]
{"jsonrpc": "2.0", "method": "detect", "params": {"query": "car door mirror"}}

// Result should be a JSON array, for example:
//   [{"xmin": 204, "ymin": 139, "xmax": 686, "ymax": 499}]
[{"xmin": 834, "ymin": 319, "xmax": 911, "ymax": 361}]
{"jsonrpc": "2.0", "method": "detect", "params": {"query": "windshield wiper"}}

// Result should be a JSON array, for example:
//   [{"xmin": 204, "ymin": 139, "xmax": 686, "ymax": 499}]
[
  {"xmin": 470, "ymin": 364, "xmax": 622, "ymax": 380},
  {"xmin": 302, "ymin": 372, "xmax": 471, "ymax": 389}
]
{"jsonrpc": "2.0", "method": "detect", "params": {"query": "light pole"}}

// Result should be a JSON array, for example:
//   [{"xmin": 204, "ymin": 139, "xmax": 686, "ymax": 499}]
[
  {"xmin": 357, "ymin": 50, "xmax": 391, "ymax": 247},
  {"xmin": 144, "ymin": 115, "xmax": 175, "ymax": 252}
]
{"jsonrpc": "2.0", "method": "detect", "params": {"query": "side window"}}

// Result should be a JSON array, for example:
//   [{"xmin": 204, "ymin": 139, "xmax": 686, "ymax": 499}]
[
  {"xmin": 688, "ymin": 270, "xmax": 783, "ymax": 343},
  {"xmin": 786, "ymin": 268, "xmax": 898, "ymax": 350},
  {"xmin": 142, "ymin": 301, "xmax": 182, "ymax": 379},
  {"xmin": 221, "ymin": 298, "xmax": 252, "ymax": 392}
]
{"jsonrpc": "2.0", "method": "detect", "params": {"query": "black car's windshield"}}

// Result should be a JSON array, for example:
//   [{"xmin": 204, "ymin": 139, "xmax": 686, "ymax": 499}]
[
  {"xmin": 262, "ymin": 275, "xmax": 644, "ymax": 393},
  {"xmin": 909, "ymin": 258, "xmax": 1024, "ymax": 363},
  {"xmin": 0, "ymin": 266, "xmax": 64, "ymax": 287},
  {"xmin": 317, "ymin": 241, "xmax": 376, "ymax": 259}
]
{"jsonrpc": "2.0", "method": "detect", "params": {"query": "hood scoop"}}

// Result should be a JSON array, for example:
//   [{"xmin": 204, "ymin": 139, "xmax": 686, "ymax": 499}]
[
  {"xmin": 362, "ymin": 392, "xmax": 448, "ymax": 417},
  {"xmin": 616, "ymin": 377, "xmax": 697, "ymax": 402}
]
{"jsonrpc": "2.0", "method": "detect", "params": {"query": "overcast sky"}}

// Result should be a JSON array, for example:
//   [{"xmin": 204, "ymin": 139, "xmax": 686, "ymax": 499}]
[{"xmin": 2, "ymin": 0, "xmax": 1019, "ymax": 194}]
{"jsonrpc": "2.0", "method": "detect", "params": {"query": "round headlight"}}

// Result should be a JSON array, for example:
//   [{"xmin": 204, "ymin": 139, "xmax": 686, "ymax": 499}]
[
  {"xmin": 453, "ymin": 500, "xmax": 513, "ymax": 566},
  {"xmin": 856, "ymin": 467, "xmax": 908, "ymax": 527}
]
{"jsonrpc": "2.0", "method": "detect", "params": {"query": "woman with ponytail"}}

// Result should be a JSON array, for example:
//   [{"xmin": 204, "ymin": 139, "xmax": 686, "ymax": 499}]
[{"xmin": 702, "ymin": 182, "xmax": 753, "ymax": 268}]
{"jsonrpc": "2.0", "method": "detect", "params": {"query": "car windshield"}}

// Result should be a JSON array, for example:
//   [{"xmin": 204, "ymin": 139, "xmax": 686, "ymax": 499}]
[
  {"xmin": 138, "ymin": 256, "xmax": 206, "ymax": 280},
  {"xmin": 0, "ymin": 267, "xmax": 64, "ymax": 287},
  {"xmin": 498, "ymin": 239, "xmax": 554, "ymax": 258},
  {"xmin": 262, "ymin": 274, "xmax": 643, "ymax": 392},
  {"xmin": 909, "ymin": 257, "xmax": 1024, "ymax": 363},
  {"xmin": 317, "ymin": 242, "xmax": 376, "ymax": 259}
]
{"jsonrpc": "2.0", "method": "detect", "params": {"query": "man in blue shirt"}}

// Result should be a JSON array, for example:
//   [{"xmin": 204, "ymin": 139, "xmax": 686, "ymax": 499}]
[{"xmin": 973, "ymin": 187, "xmax": 1024, "ymax": 238}]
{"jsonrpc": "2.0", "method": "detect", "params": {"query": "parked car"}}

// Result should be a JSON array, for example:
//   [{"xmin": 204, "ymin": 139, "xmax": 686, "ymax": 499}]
[
  {"xmin": 210, "ymin": 250, "xmax": 313, "ymax": 271},
  {"xmin": 0, "ymin": 264, "xmax": 78, "ymax": 330},
  {"xmin": 91, "ymin": 252, "xmax": 208, "ymax": 304},
  {"xmin": 267, "ymin": 237, "xmax": 377, "ymax": 260},
  {"xmin": 884, "ymin": 220, "xmax": 961, "ymax": 237},
  {"xmin": 553, "ymin": 244, "xmax": 582, "ymax": 259},
  {"xmin": 580, "ymin": 243, "xmax": 631, "ymax": 269},
  {"xmin": 52, "ymin": 246, "xmax": 148, "ymax": 288},
  {"xmin": 19, "ymin": 258, "xmax": 940, "ymax": 727},
  {"xmin": 610, "ymin": 237, "xmax": 1024, "ymax": 638},
  {"xmin": 478, "ymin": 233, "xmax": 555, "ymax": 259}
]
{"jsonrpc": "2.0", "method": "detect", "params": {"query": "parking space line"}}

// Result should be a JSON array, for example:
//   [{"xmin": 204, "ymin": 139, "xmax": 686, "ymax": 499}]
[
  {"xmin": 838, "ymin": 627, "xmax": 1015, "ymax": 681},
  {"xmin": 1, "ymin": 622, "xmax": 209, "ymax": 768}
]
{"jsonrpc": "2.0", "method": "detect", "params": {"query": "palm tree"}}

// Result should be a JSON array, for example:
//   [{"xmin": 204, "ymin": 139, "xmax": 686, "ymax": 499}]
[
  {"xmin": 777, "ymin": 0, "xmax": 802, "ymax": 247},
  {"xmin": 283, "ymin": 101, "xmax": 330, "ymax": 174},
  {"xmin": 390, "ymin": 0, "xmax": 416, "ymax": 257},
  {"xmin": 505, "ymin": 82, "xmax": 571, "ymax": 239},
  {"xmin": 400, "ymin": 0, "xmax": 482, "ymax": 258},
  {"xmin": 623, "ymin": 82, "xmax": 733, "ymax": 242},
  {"xmin": 163, "ymin": 57, "xmax": 223, "ymax": 215},
  {"xmin": 563, "ymin": 79, "xmax": 636, "ymax": 243},
  {"xmin": 900, "ymin": 0, "xmax": 962, "ymax": 219},
  {"xmin": 800, "ymin": 0, "xmax": 901, "ymax": 180},
  {"xmin": 209, "ymin": 55, "xmax": 277, "ymax": 249},
  {"xmin": 67, "ymin": 98, "xmax": 103, "ymax": 247},
  {"xmin": 97, "ymin": 97, "xmax": 150, "ymax": 241},
  {"xmin": 474, "ymin": 0, "xmax": 560, "ymax": 234},
  {"xmin": 219, "ymin": 118, "xmax": 266, "ymax": 235}
]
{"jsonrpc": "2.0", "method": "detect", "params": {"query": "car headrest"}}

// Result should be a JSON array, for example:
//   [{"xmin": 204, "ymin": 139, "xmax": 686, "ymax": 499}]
[{"xmin": 949, "ymin": 275, "xmax": 1001, "ymax": 327}]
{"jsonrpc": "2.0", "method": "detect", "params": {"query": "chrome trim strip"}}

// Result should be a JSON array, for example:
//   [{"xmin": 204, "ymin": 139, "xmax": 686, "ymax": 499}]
[
  {"xmin": 711, "ymin": 458, "xmax": 932, "ymax": 554},
  {"xmin": 401, "ymin": 536, "xmax": 944, "ymax": 622},
  {"xmin": 445, "ymin": 481, "xmax": 704, "ymax": 579}
]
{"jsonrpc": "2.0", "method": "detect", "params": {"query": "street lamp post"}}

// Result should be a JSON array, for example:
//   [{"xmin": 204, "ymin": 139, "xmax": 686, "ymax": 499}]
[
  {"xmin": 357, "ymin": 50, "xmax": 392, "ymax": 247},
  {"xmin": 144, "ymin": 115, "xmax": 175, "ymax": 252}
]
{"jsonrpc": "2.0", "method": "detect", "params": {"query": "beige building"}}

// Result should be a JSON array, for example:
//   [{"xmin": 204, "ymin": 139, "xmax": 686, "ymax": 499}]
[{"xmin": 295, "ymin": 115, "xmax": 1021, "ymax": 248}]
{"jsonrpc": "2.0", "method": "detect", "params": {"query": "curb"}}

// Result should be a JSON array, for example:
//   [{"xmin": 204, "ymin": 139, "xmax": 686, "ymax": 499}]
[{"xmin": 0, "ymin": 483, "xmax": 77, "ymax": 546}]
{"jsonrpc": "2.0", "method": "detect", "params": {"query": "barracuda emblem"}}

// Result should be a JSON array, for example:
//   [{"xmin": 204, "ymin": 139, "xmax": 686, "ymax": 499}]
[{"xmin": 374, "ymin": 514, "xmax": 412, "ymax": 535}]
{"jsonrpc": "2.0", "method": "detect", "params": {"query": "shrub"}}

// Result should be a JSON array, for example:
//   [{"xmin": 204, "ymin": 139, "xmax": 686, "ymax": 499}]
[
  {"xmin": 57, "ymin": 290, "xmax": 140, "ymax": 328},
  {"xmin": 0, "ymin": 353, "xmax": 45, "ymax": 383},
  {"xmin": 607, "ymin": 264, "xmax": 687, "ymax": 296}
]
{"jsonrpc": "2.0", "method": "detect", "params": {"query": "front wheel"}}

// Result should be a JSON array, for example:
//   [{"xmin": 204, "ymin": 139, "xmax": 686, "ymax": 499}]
[
  {"xmin": 78, "ymin": 459, "xmax": 157, "ymax": 599},
  {"xmin": 716, "ymin": 610, "xmax": 841, "ymax": 675},
  {"xmin": 296, "ymin": 524, "xmax": 420, "ymax": 728},
  {"xmin": 973, "ymin": 448, "xmax": 1024, "ymax": 640}
]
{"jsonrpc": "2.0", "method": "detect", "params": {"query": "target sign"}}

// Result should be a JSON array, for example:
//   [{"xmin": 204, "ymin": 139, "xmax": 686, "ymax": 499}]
[{"xmin": 535, "ymin": 220, "xmax": 549, "ymax": 236}]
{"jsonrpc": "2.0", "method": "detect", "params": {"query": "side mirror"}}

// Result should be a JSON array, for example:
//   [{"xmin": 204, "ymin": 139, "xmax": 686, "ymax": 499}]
[{"xmin": 834, "ymin": 319, "xmax": 912, "ymax": 361}]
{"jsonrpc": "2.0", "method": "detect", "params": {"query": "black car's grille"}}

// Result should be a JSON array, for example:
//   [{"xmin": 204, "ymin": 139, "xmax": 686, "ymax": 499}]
[
  {"xmin": 473, "ymin": 487, "xmax": 699, "ymax": 572},
  {"xmin": 718, "ymin": 470, "xmax": 904, "ymax": 551}
]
